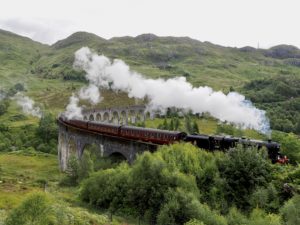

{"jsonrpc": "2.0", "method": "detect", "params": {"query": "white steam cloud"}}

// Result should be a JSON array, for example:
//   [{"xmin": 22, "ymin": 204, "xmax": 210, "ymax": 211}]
[
  {"xmin": 65, "ymin": 47, "xmax": 270, "ymax": 133},
  {"xmin": 65, "ymin": 94, "xmax": 83, "ymax": 120},
  {"xmin": 15, "ymin": 94, "xmax": 42, "ymax": 118}
]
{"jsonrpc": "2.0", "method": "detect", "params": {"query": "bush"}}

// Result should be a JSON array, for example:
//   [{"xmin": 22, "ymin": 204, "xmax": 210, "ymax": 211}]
[
  {"xmin": 280, "ymin": 195, "xmax": 300, "ymax": 225},
  {"xmin": 80, "ymin": 164, "xmax": 130, "ymax": 213},
  {"xmin": 158, "ymin": 188, "xmax": 227, "ymax": 225},
  {"xmin": 5, "ymin": 193, "xmax": 55, "ymax": 225},
  {"xmin": 247, "ymin": 208, "xmax": 282, "ymax": 225},
  {"xmin": 80, "ymin": 148, "xmax": 201, "ymax": 223},
  {"xmin": 157, "ymin": 143, "xmax": 227, "ymax": 211},
  {"xmin": 185, "ymin": 220, "xmax": 205, "ymax": 225},
  {"xmin": 36, "ymin": 113, "xmax": 57, "ymax": 144},
  {"xmin": 272, "ymin": 131, "xmax": 300, "ymax": 164},
  {"xmin": 5, "ymin": 192, "xmax": 110, "ymax": 225},
  {"xmin": 0, "ymin": 99, "xmax": 9, "ymax": 116},
  {"xmin": 249, "ymin": 183, "xmax": 280, "ymax": 212},
  {"xmin": 218, "ymin": 146, "xmax": 272, "ymax": 210},
  {"xmin": 226, "ymin": 207, "xmax": 248, "ymax": 225},
  {"xmin": 61, "ymin": 152, "xmax": 94, "ymax": 186}
]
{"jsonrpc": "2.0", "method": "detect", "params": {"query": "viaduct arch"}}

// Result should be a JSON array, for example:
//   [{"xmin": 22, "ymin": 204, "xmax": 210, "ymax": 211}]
[
  {"xmin": 58, "ymin": 121, "xmax": 157, "ymax": 171},
  {"xmin": 82, "ymin": 105, "xmax": 155, "ymax": 125}
]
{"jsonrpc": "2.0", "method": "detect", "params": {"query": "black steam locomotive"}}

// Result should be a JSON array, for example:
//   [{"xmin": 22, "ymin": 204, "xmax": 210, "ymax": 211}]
[
  {"xmin": 59, "ymin": 116, "xmax": 288, "ymax": 164},
  {"xmin": 184, "ymin": 134, "xmax": 288, "ymax": 164}
]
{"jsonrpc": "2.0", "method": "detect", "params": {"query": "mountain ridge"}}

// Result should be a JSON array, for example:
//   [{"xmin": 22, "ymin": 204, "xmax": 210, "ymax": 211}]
[{"xmin": 0, "ymin": 29, "xmax": 299, "ymax": 134}]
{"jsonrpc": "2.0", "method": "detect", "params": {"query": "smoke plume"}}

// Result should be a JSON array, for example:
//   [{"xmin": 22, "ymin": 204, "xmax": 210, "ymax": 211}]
[
  {"xmin": 66, "ymin": 47, "xmax": 270, "ymax": 133},
  {"xmin": 65, "ymin": 94, "xmax": 83, "ymax": 120},
  {"xmin": 15, "ymin": 94, "xmax": 42, "ymax": 118}
]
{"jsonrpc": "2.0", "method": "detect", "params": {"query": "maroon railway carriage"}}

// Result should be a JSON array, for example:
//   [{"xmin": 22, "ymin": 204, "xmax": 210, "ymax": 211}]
[
  {"xmin": 120, "ymin": 126, "xmax": 186, "ymax": 145},
  {"xmin": 68, "ymin": 119, "xmax": 88, "ymax": 130},
  {"xmin": 88, "ymin": 121, "xmax": 120, "ymax": 136}
]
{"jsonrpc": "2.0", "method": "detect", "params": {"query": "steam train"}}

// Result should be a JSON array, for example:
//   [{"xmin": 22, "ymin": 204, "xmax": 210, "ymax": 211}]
[{"xmin": 59, "ymin": 116, "xmax": 288, "ymax": 164}]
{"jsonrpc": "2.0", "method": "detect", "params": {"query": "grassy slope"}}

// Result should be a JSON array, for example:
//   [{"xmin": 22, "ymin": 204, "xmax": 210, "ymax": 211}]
[
  {"xmin": 2, "ymin": 30, "xmax": 299, "ymax": 135},
  {"xmin": 0, "ymin": 151, "xmax": 137, "ymax": 224},
  {"xmin": 0, "ymin": 30, "xmax": 298, "ymax": 223},
  {"xmin": 34, "ymin": 33, "xmax": 300, "ymax": 134}
]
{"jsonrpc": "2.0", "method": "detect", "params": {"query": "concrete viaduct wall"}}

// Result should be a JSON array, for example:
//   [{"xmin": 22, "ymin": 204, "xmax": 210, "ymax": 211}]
[
  {"xmin": 82, "ymin": 105, "xmax": 155, "ymax": 125},
  {"xmin": 58, "ymin": 119, "xmax": 157, "ymax": 171}
]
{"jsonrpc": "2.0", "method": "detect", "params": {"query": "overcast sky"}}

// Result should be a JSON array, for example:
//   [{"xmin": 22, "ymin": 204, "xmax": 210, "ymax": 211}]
[{"xmin": 0, "ymin": 0, "xmax": 299, "ymax": 48}]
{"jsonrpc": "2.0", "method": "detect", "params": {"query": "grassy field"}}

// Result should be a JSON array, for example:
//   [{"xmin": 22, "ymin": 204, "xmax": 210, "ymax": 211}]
[{"xmin": 0, "ymin": 151, "xmax": 140, "ymax": 224}]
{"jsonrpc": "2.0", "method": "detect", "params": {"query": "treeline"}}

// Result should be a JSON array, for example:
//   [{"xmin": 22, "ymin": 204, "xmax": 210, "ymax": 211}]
[
  {"xmin": 0, "ymin": 84, "xmax": 58, "ymax": 153},
  {"xmin": 157, "ymin": 116, "xmax": 199, "ymax": 133},
  {"xmin": 242, "ymin": 75, "xmax": 300, "ymax": 134},
  {"xmin": 0, "ymin": 83, "xmax": 25, "ymax": 116},
  {"xmin": 64, "ymin": 143, "xmax": 300, "ymax": 225},
  {"xmin": 0, "ymin": 113, "xmax": 57, "ymax": 153}
]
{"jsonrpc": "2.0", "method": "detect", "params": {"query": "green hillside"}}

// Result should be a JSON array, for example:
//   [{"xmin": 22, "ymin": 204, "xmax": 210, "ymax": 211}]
[
  {"xmin": 0, "ymin": 30, "xmax": 299, "ymax": 133},
  {"xmin": 0, "ymin": 30, "xmax": 300, "ymax": 224}
]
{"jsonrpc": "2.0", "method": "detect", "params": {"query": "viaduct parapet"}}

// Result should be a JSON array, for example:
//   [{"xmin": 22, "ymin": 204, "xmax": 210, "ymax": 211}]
[{"xmin": 82, "ymin": 105, "xmax": 155, "ymax": 125}]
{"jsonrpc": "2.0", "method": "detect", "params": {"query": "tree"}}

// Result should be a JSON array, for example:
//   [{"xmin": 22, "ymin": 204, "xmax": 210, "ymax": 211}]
[
  {"xmin": 174, "ymin": 117, "xmax": 181, "ymax": 130},
  {"xmin": 36, "ymin": 113, "xmax": 57, "ymax": 145},
  {"xmin": 157, "ymin": 143, "xmax": 226, "ymax": 211},
  {"xmin": 5, "ymin": 193, "xmax": 54, "ymax": 225},
  {"xmin": 280, "ymin": 195, "xmax": 300, "ymax": 225},
  {"xmin": 247, "ymin": 208, "xmax": 282, "ymax": 225},
  {"xmin": 185, "ymin": 116, "xmax": 192, "ymax": 133},
  {"xmin": 157, "ymin": 189, "xmax": 203, "ymax": 225},
  {"xmin": 78, "ymin": 151, "xmax": 94, "ymax": 182},
  {"xmin": 169, "ymin": 118, "xmax": 174, "ymax": 130},
  {"xmin": 272, "ymin": 131, "xmax": 300, "ymax": 164},
  {"xmin": 249, "ymin": 183, "xmax": 280, "ymax": 212},
  {"xmin": 63, "ymin": 155, "xmax": 79, "ymax": 186},
  {"xmin": 128, "ymin": 153, "xmax": 171, "ymax": 222},
  {"xmin": 226, "ymin": 207, "xmax": 248, "ymax": 225},
  {"xmin": 192, "ymin": 121, "xmax": 199, "ymax": 133},
  {"xmin": 0, "ymin": 99, "xmax": 9, "ymax": 116},
  {"xmin": 157, "ymin": 187, "xmax": 227, "ymax": 225},
  {"xmin": 219, "ymin": 147, "xmax": 272, "ymax": 210},
  {"xmin": 14, "ymin": 83, "xmax": 25, "ymax": 92},
  {"xmin": 163, "ymin": 118, "xmax": 168, "ymax": 129}
]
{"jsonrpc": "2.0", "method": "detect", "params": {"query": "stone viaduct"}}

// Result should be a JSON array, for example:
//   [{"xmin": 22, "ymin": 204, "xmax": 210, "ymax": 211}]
[
  {"xmin": 82, "ymin": 105, "xmax": 155, "ymax": 125},
  {"xmin": 58, "ymin": 105, "xmax": 157, "ymax": 171}
]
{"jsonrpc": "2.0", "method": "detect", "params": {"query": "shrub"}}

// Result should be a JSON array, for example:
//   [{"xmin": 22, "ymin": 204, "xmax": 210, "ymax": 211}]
[
  {"xmin": 272, "ymin": 131, "xmax": 300, "ymax": 164},
  {"xmin": 5, "ymin": 193, "xmax": 55, "ymax": 225},
  {"xmin": 218, "ymin": 146, "xmax": 272, "ymax": 210},
  {"xmin": 226, "ymin": 207, "xmax": 248, "ymax": 225},
  {"xmin": 280, "ymin": 195, "xmax": 300, "ymax": 225},
  {"xmin": 250, "ymin": 183, "xmax": 280, "ymax": 212},
  {"xmin": 247, "ymin": 208, "xmax": 282, "ymax": 225},
  {"xmin": 157, "ymin": 188, "xmax": 227, "ymax": 225},
  {"xmin": 157, "ymin": 143, "xmax": 227, "ymax": 211}
]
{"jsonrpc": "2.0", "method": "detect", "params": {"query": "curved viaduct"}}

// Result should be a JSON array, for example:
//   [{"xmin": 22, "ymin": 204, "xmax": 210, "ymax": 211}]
[
  {"xmin": 82, "ymin": 105, "xmax": 155, "ymax": 125},
  {"xmin": 58, "ymin": 105, "xmax": 157, "ymax": 171}
]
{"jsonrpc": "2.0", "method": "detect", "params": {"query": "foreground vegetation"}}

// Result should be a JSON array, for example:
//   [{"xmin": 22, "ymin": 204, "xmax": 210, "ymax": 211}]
[
  {"xmin": 6, "ymin": 143, "xmax": 297, "ymax": 225},
  {"xmin": 77, "ymin": 143, "xmax": 300, "ymax": 225},
  {"xmin": 1, "ymin": 29, "xmax": 300, "ymax": 224},
  {"xmin": 0, "ymin": 151, "xmax": 140, "ymax": 225}
]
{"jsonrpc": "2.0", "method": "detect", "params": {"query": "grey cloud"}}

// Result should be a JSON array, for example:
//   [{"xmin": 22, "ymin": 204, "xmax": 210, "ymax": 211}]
[{"xmin": 0, "ymin": 18, "xmax": 74, "ymax": 44}]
